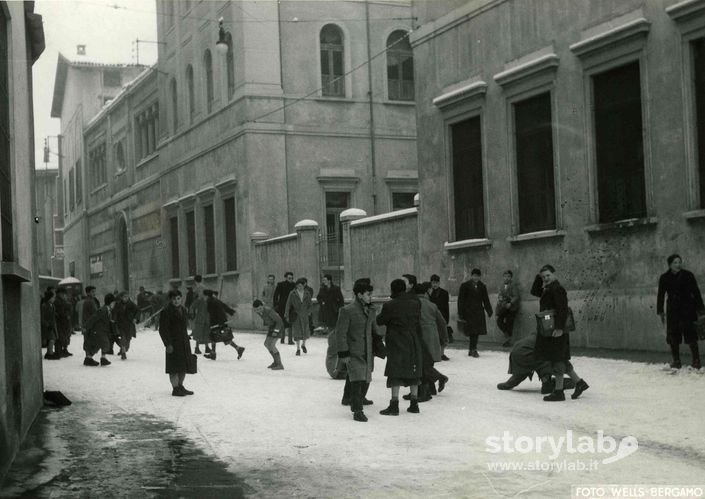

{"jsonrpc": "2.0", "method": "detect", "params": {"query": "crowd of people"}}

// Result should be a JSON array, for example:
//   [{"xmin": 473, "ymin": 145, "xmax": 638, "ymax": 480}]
[{"xmin": 40, "ymin": 253, "xmax": 704, "ymax": 416}]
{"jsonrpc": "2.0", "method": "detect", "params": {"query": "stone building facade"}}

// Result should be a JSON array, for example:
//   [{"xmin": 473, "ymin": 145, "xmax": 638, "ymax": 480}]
[
  {"xmin": 0, "ymin": 0, "xmax": 45, "ymax": 481},
  {"xmin": 34, "ymin": 167, "xmax": 63, "ymax": 277},
  {"xmin": 411, "ymin": 0, "xmax": 705, "ymax": 351},
  {"xmin": 55, "ymin": 0, "xmax": 417, "ymax": 326}
]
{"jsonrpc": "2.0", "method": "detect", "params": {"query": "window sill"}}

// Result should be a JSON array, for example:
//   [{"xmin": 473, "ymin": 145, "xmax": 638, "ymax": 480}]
[
  {"xmin": 382, "ymin": 99, "xmax": 415, "ymax": 106},
  {"xmin": 313, "ymin": 96, "xmax": 351, "ymax": 103},
  {"xmin": 115, "ymin": 169, "xmax": 126, "ymax": 177},
  {"xmin": 203, "ymin": 273, "xmax": 218, "ymax": 279},
  {"xmin": 585, "ymin": 216, "xmax": 658, "ymax": 233},
  {"xmin": 90, "ymin": 183, "xmax": 108, "ymax": 196},
  {"xmin": 507, "ymin": 229, "xmax": 566, "ymax": 244},
  {"xmin": 136, "ymin": 152, "xmax": 158, "ymax": 169},
  {"xmin": 444, "ymin": 238, "xmax": 493, "ymax": 251},
  {"xmin": 683, "ymin": 209, "xmax": 705, "ymax": 221},
  {"xmin": 1, "ymin": 262, "xmax": 32, "ymax": 282},
  {"xmin": 221, "ymin": 270, "xmax": 240, "ymax": 277}
]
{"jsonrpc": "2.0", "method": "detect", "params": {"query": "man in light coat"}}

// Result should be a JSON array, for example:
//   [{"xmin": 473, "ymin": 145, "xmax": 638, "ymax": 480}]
[{"xmin": 336, "ymin": 280, "xmax": 380, "ymax": 422}]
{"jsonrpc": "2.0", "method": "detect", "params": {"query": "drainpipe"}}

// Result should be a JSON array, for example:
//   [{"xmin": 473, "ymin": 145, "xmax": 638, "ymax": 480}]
[
  {"xmin": 365, "ymin": 0, "xmax": 378, "ymax": 215},
  {"xmin": 277, "ymin": 0, "xmax": 291, "ymax": 231}
]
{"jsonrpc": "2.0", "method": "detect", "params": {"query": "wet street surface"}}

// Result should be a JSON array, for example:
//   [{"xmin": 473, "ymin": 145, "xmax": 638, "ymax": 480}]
[{"xmin": 1, "ymin": 401, "xmax": 249, "ymax": 498}]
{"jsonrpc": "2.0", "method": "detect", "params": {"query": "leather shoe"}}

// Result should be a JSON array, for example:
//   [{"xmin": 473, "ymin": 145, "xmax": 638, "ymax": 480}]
[
  {"xmin": 362, "ymin": 398, "xmax": 373, "ymax": 405},
  {"xmin": 353, "ymin": 411, "xmax": 368, "ymax": 422},
  {"xmin": 441, "ymin": 354, "xmax": 450, "ymax": 361}
]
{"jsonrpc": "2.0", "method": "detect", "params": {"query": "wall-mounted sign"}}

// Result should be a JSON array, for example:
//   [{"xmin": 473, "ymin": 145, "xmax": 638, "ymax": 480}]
[{"xmin": 90, "ymin": 255, "xmax": 103, "ymax": 277}]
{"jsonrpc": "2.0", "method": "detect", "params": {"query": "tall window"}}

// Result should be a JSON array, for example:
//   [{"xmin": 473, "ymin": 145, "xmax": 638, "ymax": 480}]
[
  {"xmin": 170, "ymin": 77, "xmax": 178, "ymax": 132},
  {"xmin": 114, "ymin": 140, "xmax": 126, "ymax": 172},
  {"xmin": 186, "ymin": 64, "xmax": 195, "ymax": 123},
  {"xmin": 514, "ymin": 92, "xmax": 556, "ymax": 233},
  {"xmin": 452, "ymin": 117, "xmax": 485, "ymax": 240},
  {"xmin": 0, "ymin": 8, "xmax": 12, "ymax": 260},
  {"xmin": 223, "ymin": 197, "xmax": 237, "ymax": 271},
  {"xmin": 135, "ymin": 104, "xmax": 158, "ymax": 160},
  {"xmin": 170, "ymin": 216, "xmax": 179, "ymax": 278},
  {"xmin": 320, "ymin": 24, "xmax": 344, "ymax": 97},
  {"xmin": 593, "ymin": 62, "xmax": 646, "ymax": 223},
  {"xmin": 204, "ymin": 50, "xmax": 214, "ymax": 113},
  {"xmin": 226, "ymin": 34, "xmax": 235, "ymax": 100},
  {"xmin": 186, "ymin": 210, "xmax": 196, "ymax": 276},
  {"xmin": 203, "ymin": 204, "xmax": 216, "ymax": 274},
  {"xmin": 89, "ymin": 143, "xmax": 107, "ymax": 190},
  {"xmin": 75, "ymin": 159, "xmax": 82, "ymax": 206},
  {"xmin": 387, "ymin": 30, "xmax": 414, "ymax": 101},
  {"xmin": 693, "ymin": 38, "xmax": 705, "ymax": 209},
  {"xmin": 68, "ymin": 169, "xmax": 75, "ymax": 210}
]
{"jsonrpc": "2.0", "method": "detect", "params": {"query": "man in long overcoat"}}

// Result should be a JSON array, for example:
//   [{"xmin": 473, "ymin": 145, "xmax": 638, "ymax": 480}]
[
  {"xmin": 457, "ymin": 268, "xmax": 493, "ymax": 358},
  {"xmin": 273, "ymin": 272, "xmax": 296, "ymax": 344},
  {"xmin": 657, "ymin": 254, "xmax": 705, "ymax": 369},
  {"xmin": 189, "ymin": 288, "xmax": 211, "ymax": 355},
  {"xmin": 496, "ymin": 270, "xmax": 521, "ymax": 347},
  {"xmin": 285, "ymin": 278, "xmax": 313, "ymax": 356},
  {"xmin": 336, "ymin": 280, "xmax": 380, "ymax": 422},
  {"xmin": 159, "ymin": 290, "xmax": 195, "ymax": 396},
  {"xmin": 317, "ymin": 274, "xmax": 345, "ymax": 334},
  {"xmin": 55, "ymin": 288, "xmax": 74, "ymax": 357},
  {"xmin": 41, "ymin": 291, "xmax": 59, "ymax": 359},
  {"xmin": 376, "ymin": 279, "xmax": 423, "ymax": 416}
]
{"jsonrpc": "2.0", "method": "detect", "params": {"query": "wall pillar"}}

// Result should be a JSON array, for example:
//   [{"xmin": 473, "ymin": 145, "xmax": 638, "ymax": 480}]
[
  {"xmin": 294, "ymin": 219, "xmax": 320, "ymax": 285},
  {"xmin": 340, "ymin": 208, "xmax": 367, "ymax": 297}
]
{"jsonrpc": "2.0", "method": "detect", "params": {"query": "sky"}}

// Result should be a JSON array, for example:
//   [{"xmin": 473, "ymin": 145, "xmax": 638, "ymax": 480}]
[{"xmin": 32, "ymin": 0, "xmax": 159, "ymax": 170}]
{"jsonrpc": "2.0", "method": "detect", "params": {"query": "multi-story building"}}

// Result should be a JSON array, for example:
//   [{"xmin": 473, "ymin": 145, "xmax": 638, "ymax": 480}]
[
  {"xmin": 411, "ymin": 0, "xmax": 705, "ymax": 351},
  {"xmin": 50, "ymin": 54, "xmax": 146, "ymax": 280},
  {"xmin": 34, "ymin": 167, "xmax": 63, "ymax": 277},
  {"xmin": 0, "ymin": 0, "xmax": 45, "ymax": 481},
  {"xmin": 55, "ymin": 0, "xmax": 418, "ymax": 326}
]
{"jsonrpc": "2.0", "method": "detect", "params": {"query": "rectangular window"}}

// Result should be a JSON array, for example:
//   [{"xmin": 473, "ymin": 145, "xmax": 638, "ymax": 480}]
[
  {"xmin": 451, "ymin": 117, "xmax": 485, "ymax": 240},
  {"xmin": 203, "ymin": 204, "xmax": 216, "ymax": 274},
  {"xmin": 0, "ymin": 10, "xmax": 12, "ymax": 261},
  {"xmin": 514, "ymin": 92, "xmax": 556, "ymax": 233},
  {"xmin": 68, "ymin": 168, "xmax": 75, "ymax": 210},
  {"xmin": 692, "ymin": 38, "xmax": 705, "ymax": 209},
  {"xmin": 75, "ymin": 159, "xmax": 82, "ymax": 205},
  {"xmin": 593, "ymin": 61, "xmax": 646, "ymax": 223},
  {"xmin": 392, "ymin": 192, "xmax": 415, "ymax": 211},
  {"xmin": 224, "ymin": 197, "xmax": 237, "ymax": 271},
  {"xmin": 186, "ymin": 210, "xmax": 196, "ymax": 276},
  {"xmin": 170, "ymin": 216, "xmax": 180, "ymax": 278}
]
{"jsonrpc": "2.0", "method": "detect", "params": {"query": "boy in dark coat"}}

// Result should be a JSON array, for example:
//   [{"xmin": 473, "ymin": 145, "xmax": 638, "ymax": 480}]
[
  {"xmin": 533, "ymin": 265, "xmax": 589, "ymax": 401},
  {"xmin": 336, "ymin": 280, "xmax": 380, "ymax": 422},
  {"xmin": 657, "ymin": 254, "xmax": 705, "ymax": 369},
  {"xmin": 41, "ymin": 291, "xmax": 60, "ymax": 360},
  {"xmin": 457, "ymin": 268, "xmax": 493, "ymax": 358},
  {"xmin": 204, "ymin": 290, "xmax": 245, "ymax": 361},
  {"xmin": 429, "ymin": 274, "xmax": 453, "ymax": 349},
  {"xmin": 54, "ymin": 288, "xmax": 74, "ymax": 357},
  {"xmin": 377, "ymin": 279, "xmax": 423, "ymax": 416},
  {"xmin": 83, "ymin": 293, "xmax": 116, "ymax": 367},
  {"xmin": 114, "ymin": 291, "xmax": 139, "ymax": 360},
  {"xmin": 253, "ymin": 299, "xmax": 285, "ymax": 370},
  {"xmin": 273, "ymin": 272, "xmax": 296, "ymax": 344},
  {"xmin": 159, "ymin": 290, "xmax": 194, "ymax": 396}
]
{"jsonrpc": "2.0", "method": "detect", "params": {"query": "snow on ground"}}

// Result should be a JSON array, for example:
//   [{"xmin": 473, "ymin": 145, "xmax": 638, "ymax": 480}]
[{"xmin": 43, "ymin": 326, "xmax": 705, "ymax": 498}]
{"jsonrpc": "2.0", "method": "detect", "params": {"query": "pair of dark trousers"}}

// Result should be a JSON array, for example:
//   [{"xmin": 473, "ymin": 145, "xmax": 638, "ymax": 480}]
[
  {"xmin": 497, "ymin": 311, "xmax": 516, "ymax": 336},
  {"xmin": 350, "ymin": 381, "xmax": 368, "ymax": 412},
  {"xmin": 469, "ymin": 334, "xmax": 479, "ymax": 351},
  {"xmin": 343, "ymin": 376, "xmax": 369, "ymax": 402}
]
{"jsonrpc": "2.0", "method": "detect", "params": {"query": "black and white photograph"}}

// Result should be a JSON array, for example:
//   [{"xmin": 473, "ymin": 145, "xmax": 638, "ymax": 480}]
[{"xmin": 2, "ymin": 0, "xmax": 705, "ymax": 498}]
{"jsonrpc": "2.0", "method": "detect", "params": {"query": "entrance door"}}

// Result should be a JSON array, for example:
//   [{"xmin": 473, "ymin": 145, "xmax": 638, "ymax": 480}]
[{"xmin": 324, "ymin": 191, "xmax": 350, "ymax": 269}]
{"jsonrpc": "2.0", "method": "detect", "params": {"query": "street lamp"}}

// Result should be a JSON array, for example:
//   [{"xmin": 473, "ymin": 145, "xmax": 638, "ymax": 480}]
[{"xmin": 215, "ymin": 17, "xmax": 229, "ymax": 56}]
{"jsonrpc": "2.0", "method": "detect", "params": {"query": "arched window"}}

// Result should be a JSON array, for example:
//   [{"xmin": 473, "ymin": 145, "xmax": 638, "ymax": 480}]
[
  {"xmin": 386, "ymin": 30, "xmax": 414, "ymax": 101},
  {"xmin": 170, "ymin": 77, "xmax": 178, "ymax": 132},
  {"xmin": 204, "ymin": 49, "xmax": 214, "ymax": 113},
  {"xmin": 320, "ymin": 24, "xmax": 344, "ymax": 97},
  {"xmin": 186, "ymin": 64, "xmax": 195, "ymax": 123},
  {"xmin": 226, "ymin": 33, "xmax": 235, "ymax": 100}
]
